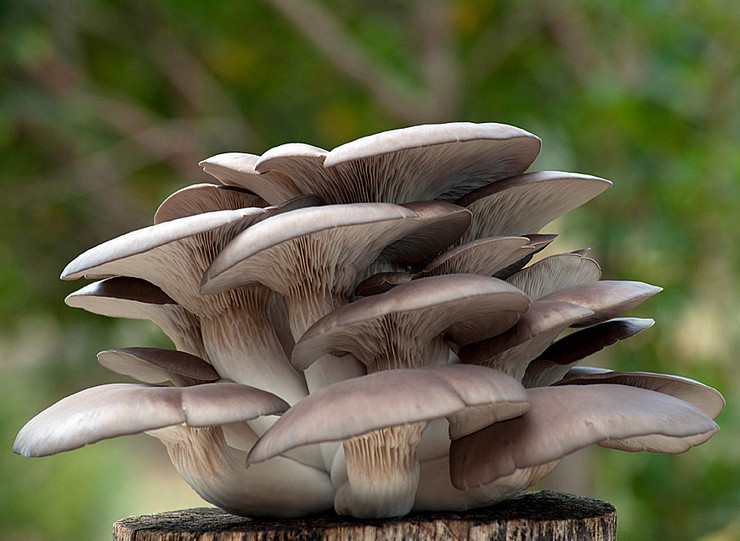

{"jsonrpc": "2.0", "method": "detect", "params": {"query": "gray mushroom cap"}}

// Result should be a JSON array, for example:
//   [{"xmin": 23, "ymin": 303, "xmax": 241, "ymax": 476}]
[
  {"xmin": 14, "ymin": 381, "xmax": 290, "ymax": 458},
  {"xmin": 554, "ymin": 367, "xmax": 726, "ymax": 420},
  {"xmin": 246, "ymin": 122, "xmax": 542, "ymax": 205},
  {"xmin": 540, "ymin": 280, "xmax": 662, "ymax": 327},
  {"xmin": 449, "ymin": 384, "xmax": 719, "ymax": 490},
  {"xmin": 97, "ymin": 347, "xmax": 219, "ymax": 386},
  {"xmin": 247, "ymin": 364, "xmax": 531, "ymax": 465},
  {"xmin": 291, "ymin": 274, "xmax": 531, "ymax": 372},
  {"xmin": 456, "ymin": 171, "xmax": 612, "ymax": 244},
  {"xmin": 199, "ymin": 152, "xmax": 303, "ymax": 205},
  {"xmin": 505, "ymin": 253, "xmax": 603, "ymax": 300},
  {"xmin": 523, "ymin": 317, "xmax": 655, "ymax": 387},
  {"xmin": 458, "ymin": 300, "xmax": 594, "ymax": 381},
  {"xmin": 154, "ymin": 183, "xmax": 267, "ymax": 224},
  {"xmin": 64, "ymin": 277, "xmax": 209, "ymax": 361}
]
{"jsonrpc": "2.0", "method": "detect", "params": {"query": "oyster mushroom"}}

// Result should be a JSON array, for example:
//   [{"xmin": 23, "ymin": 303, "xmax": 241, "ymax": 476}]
[
  {"xmin": 65, "ymin": 277, "xmax": 208, "ymax": 361},
  {"xmin": 289, "ymin": 275, "xmax": 530, "ymax": 516},
  {"xmin": 449, "ymin": 384, "xmax": 720, "ymax": 490},
  {"xmin": 201, "ymin": 122, "xmax": 542, "ymax": 205},
  {"xmin": 456, "ymin": 171, "xmax": 612, "ymax": 244},
  {"xmin": 248, "ymin": 364, "xmax": 530, "ymax": 518},
  {"xmin": 97, "ymin": 347, "xmax": 219, "ymax": 387},
  {"xmin": 61, "ymin": 207, "xmax": 311, "ymax": 412},
  {"xmin": 202, "ymin": 202, "xmax": 470, "ymax": 391},
  {"xmin": 523, "ymin": 317, "xmax": 655, "ymax": 387},
  {"xmin": 13, "ymin": 382, "xmax": 333, "ymax": 517}
]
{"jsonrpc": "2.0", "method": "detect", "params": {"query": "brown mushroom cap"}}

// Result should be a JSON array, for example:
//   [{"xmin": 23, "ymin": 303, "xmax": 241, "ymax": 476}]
[
  {"xmin": 449, "ymin": 384, "xmax": 719, "ymax": 490},
  {"xmin": 456, "ymin": 171, "xmax": 612, "ymax": 244},
  {"xmin": 554, "ymin": 367, "xmax": 726, "ymax": 420},
  {"xmin": 291, "ymin": 274, "xmax": 531, "ymax": 372},
  {"xmin": 247, "ymin": 364, "xmax": 530, "ymax": 465},
  {"xmin": 523, "ymin": 317, "xmax": 655, "ymax": 387},
  {"xmin": 493, "ymin": 234, "xmax": 558, "ymax": 280},
  {"xmin": 13, "ymin": 381, "xmax": 289, "ymax": 458},
  {"xmin": 97, "ymin": 347, "xmax": 219, "ymax": 386}
]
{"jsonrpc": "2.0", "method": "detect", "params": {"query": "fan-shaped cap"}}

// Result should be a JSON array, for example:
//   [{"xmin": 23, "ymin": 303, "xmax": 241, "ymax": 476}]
[
  {"xmin": 415, "ymin": 237, "xmax": 535, "ymax": 279},
  {"xmin": 523, "ymin": 317, "xmax": 655, "ymax": 387},
  {"xmin": 459, "ymin": 300, "xmax": 594, "ymax": 381},
  {"xmin": 554, "ymin": 367, "xmax": 726, "ymax": 420},
  {"xmin": 506, "ymin": 253, "xmax": 602, "ymax": 300},
  {"xmin": 13, "ymin": 381, "xmax": 289, "ymax": 458},
  {"xmin": 456, "ymin": 171, "xmax": 611, "ymax": 244},
  {"xmin": 292, "ymin": 274, "xmax": 531, "ymax": 372},
  {"xmin": 97, "ymin": 347, "xmax": 219, "ymax": 385},
  {"xmin": 154, "ymin": 183, "xmax": 267, "ymax": 223},
  {"xmin": 199, "ymin": 152, "xmax": 303, "ymax": 205},
  {"xmin": 250, "ymin": 122, "xmax": 541, "ymax": 204},
  {"xmin": 449, "ymin": 384, "xmax": 719, "ymax": 489},
  {"xmin": 540, "ymin": 280, "xmax": 662, "ymax": 327},
  {"xmin": 64, "ymin": 277, "xmax": 208, "ymax": 360},
  {"xmin": 247, "ymin": 364, "xmax": 530, "ymax": 465}
]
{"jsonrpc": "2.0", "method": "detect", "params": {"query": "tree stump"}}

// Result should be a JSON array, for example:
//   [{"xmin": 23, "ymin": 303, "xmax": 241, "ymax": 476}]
[{"xmin": 112, "ymin": 490, "xmax": 616, "ymax": 540}]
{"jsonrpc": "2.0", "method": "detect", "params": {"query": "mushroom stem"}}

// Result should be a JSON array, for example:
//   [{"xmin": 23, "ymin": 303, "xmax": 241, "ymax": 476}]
[
  {"xmin": 335, "ymin": 422, "xmax": 426, "ymax": 518},
  {"xmin": 151, "ymin": 425, "xmax": 333, "ymax": 518}
]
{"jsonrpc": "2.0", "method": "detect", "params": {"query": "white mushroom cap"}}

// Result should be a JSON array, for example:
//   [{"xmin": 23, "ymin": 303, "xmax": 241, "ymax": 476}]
[
  {"xmin": 13, "ymin": 381, "xmax": 289, "ymax": 458},
  {"xmin": 449, "ymin": 384, "xmax": 719, "ymax": 490},
  {"xmin": 456, "ymin": 171, "xmax": 612, "ymax": 244},
  {"xmin": 540, "ymin": 280, "xmax": 662, "ymax": 327}
]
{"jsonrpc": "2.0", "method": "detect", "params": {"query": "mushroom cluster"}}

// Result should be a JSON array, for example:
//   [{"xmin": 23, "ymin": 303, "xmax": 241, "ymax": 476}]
[{"xmin": 14, "ymin": 122, "xmax": 724, "ymax": 519}]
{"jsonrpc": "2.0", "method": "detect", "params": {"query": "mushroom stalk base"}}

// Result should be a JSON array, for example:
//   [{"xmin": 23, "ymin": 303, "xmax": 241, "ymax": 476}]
[{"xmin": 112, "ymin": 490, "xmax": 617, "ymax": 540}]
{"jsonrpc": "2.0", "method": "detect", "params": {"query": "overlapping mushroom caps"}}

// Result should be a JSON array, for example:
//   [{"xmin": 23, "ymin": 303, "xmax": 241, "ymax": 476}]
[{"xmin": 14, "ymin": 121, "xmax": 724, "ymax": 519}]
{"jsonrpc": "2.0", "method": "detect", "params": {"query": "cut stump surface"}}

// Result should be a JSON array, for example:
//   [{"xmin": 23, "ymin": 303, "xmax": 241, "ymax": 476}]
[{"xmin": 112, "ymin": 490, "xmax": 616, "ymax": 540}]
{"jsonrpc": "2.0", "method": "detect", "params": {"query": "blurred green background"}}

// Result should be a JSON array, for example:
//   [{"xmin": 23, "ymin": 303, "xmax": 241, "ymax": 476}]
[{"xmin": 1, "ymin": 1, "xmax": 738, "ymax": 539}]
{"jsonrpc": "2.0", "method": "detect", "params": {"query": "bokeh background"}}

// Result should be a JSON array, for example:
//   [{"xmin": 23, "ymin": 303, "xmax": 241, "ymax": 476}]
[{"xmin": 1, "ymin": 1, "xmax": 738, "ymax": 539}]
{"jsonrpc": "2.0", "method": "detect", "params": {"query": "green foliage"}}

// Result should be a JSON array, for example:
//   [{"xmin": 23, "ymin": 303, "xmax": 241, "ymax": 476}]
[{"xmin": 2, "ymin": 1, "xmax": 738, "ymax": 539}]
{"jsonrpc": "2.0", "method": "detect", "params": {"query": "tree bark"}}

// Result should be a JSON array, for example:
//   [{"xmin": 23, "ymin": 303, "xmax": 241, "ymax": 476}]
[{"xmin": 112, "ymin": 490, "xmax": 616, "ymax": 540}]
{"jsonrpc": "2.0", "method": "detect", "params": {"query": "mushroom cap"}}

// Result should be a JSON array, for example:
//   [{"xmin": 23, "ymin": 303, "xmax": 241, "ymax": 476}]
[
  {"xmin": 251, "ymin": 122, "xmax": 541, "ymax": 204},
  {"xmin": 247, "ymin": 364, "xmax": 530, "ymax": 465},
  {"xmin": 200, "ymin": 203, "xmax": 418, "ymax": 296},
  {"xmin": 449, "ymin": 384, "xmax": 719, "ymax": 489},
  {"xmin": 65, "ymin": 277, "xmax": 175, "ymax": 314},
  {"xmin": 456, "ymin": 171, "xmax": 612, "ymax": 243},
  {"xmin": 554, "ymin": 367, "xmax": 726, "ymax": 420},
  {"xmin": 415, "ymin": 236, "xmax": 535, "ymax": 279},
  {"xmin": 523, "ymin": 317, "xmax": 655, "ymax": 387},
  {"xmin": 97, "ymin": 347, "xmax": 219, "ymax": 385},
  {"xmin": 292, "ymin": 274, "xmax": 531, "ymax": 370},
  {"xmin": 355, "ymin": 272, "xmax": 413, "ymax": 297},
  {"xmin": 493, "ymin": 234, "xmax": 558, "ymax": 280},
  {"xmin": 61, "ymin": 208, "xmax": 265, "ymax": 283},
  {"xmin": 506, "ymin": 253, "xmax": 602, "ymax": 300},
  {"xmin": 199, "ymin": 152, "xmax": 303, "ymax": 205},
  {"xmin": 458, "ymin": 300, "xmax": 594, "ymax": 381},
  {"xmin": 13, "ymin": 382, "xmax": 290, "ymax": 457},
  {"xmin": 154, "ymin": 183, "xmax": 267, "ymax": 224},
  {"xmin": 540, "ymin": 280, "xmax": 662, "ymax": 327}
]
